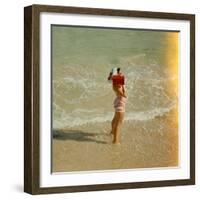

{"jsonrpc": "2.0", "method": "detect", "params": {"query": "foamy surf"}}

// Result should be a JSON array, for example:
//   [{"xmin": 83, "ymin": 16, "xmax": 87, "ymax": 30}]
[
  {"xmin": 53, "ymin": 104, "xmax": 176, "ymax": 129},
  {"xmin": 52, "ymin": 39, "xmax": 178, "ymax": 130},
  {"xmin": 52, "ymin": 60, "xmax": 178, "ymax": 129}
]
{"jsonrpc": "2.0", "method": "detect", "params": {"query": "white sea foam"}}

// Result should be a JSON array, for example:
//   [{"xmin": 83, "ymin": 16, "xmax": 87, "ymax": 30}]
[
  {"xmin": 53, "ymin": 103, "xmax": 176, "ymax": 129},
  {"xmin": 53, "ymin": 60, "xmax": 178, "ymax": 129},
  {"xmin": 52, "ymin": 30, "xmax": 178, "ymax": 130}
]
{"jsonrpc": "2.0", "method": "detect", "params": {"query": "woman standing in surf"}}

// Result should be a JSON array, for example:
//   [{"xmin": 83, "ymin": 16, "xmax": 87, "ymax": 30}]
[{"xmin": 108, "ymin": 67, "xmax": 127, "ymax": 144}]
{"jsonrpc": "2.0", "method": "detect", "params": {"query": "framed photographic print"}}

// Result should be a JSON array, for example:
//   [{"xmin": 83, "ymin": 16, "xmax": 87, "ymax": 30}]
[{"xmin": 24, "ymin": 4, "xmax": 195, "ymax": 194}]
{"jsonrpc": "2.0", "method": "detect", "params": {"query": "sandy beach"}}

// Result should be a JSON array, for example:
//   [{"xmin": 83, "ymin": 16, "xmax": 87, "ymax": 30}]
[{"xmin": 52, "ymin": 108, "xmax": 178, "ymax": 173}]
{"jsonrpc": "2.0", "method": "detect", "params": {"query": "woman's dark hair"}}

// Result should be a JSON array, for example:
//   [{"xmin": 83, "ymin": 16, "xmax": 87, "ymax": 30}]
[{"xmin": 117, "ymin": 67, "xmax": 120, "ymax": 73}]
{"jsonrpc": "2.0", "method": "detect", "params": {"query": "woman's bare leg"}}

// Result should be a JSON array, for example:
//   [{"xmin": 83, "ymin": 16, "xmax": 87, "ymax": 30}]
[
  {"xmin": 112, "ymin": 112, "xmax": 124, "ymax": 144},
  {"xmin": 110, "ymin": 113, "xmax": 117, "ymax": 134}
]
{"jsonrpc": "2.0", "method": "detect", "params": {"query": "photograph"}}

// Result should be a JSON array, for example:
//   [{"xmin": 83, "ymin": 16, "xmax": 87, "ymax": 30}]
[{"xmin": 52, "ymin": 25, "xmax": 179, "ymax": 173}]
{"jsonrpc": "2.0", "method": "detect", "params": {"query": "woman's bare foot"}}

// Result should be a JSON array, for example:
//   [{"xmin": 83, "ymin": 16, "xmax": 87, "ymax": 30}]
[{"xmin": 112, "ymin": 139, "xmax": 120, "ymax": 145}]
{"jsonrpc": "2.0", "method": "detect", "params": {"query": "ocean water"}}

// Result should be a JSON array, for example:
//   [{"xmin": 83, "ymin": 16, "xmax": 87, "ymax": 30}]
[{"xmin": 52, "ymin": 26, "xmax": 178, "ymax": 129}]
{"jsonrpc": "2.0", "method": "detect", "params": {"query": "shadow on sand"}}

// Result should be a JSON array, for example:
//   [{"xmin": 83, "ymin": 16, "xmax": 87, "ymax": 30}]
[{"xmin": 53, "ymin": 129, "xmax": 108, "ymax": 144}]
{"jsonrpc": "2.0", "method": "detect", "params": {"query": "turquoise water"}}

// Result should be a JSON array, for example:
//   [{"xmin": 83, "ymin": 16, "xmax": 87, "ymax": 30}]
[{"xmin": 52, "ymin": 26, "xmax": 178, "ymax": 129}]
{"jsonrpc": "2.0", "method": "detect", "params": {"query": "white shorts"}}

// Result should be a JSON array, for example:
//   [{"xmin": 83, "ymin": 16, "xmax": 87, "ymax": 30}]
[{"xmin": 113, "ymin": 96, "xmax": 127, "ymax": 112}]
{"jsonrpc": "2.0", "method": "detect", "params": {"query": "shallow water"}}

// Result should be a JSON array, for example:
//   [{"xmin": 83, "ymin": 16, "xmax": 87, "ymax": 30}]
[{"xmin": 52, "ymin": 26, "xmax": 178, "ymax": 129}]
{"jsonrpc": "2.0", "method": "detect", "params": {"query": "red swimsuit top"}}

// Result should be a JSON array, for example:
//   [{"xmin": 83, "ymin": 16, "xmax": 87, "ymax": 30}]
[{"xmin": 112, "ymin": 74, "xmax": 125, "ymax": 86}]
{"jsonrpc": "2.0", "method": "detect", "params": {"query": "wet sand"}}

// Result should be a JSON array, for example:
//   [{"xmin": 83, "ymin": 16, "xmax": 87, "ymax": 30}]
[{"xmin": 52, "ymin": 108, "xmax": 178, "ymax": 172}]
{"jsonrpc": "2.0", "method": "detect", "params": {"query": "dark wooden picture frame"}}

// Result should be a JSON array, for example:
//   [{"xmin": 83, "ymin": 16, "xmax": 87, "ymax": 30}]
[{"xmin": 24, "ymin": 4, "xmax": 195, "ymax": 195}]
